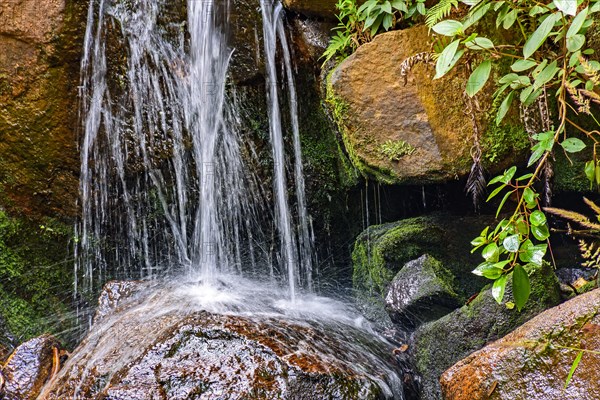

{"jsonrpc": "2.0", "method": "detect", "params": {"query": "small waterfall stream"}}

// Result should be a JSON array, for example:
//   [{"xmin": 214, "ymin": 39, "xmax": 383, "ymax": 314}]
[{"xmin": 70, "ymin": 0, "xmax": 406, "ymax": 397}]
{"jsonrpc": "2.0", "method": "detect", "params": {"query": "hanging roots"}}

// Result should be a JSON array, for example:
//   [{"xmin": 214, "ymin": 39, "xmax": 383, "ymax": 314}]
[
  {"xmin": 399, "ymin": 52, "xmax": 434, "ymax": 86},
  {"xmin": 463, "ymin": 90, "xmax": 486, "ymax": 210}
]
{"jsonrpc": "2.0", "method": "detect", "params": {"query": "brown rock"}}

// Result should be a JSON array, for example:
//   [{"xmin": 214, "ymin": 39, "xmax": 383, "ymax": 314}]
[
  {"xmin": 327, "ymin": 25, "xmax": 526, "ymax": 184},
  {"xmin": 440, "ymin": 289, "xmax": 600, "ymax": 400},
  {"xmin": 282, "ymin": 0, "xmax": 338, "ymax": 18},
  {"xmin": 0, "ymin": 0, "xmax": 85, "ymax": 218},
  {"xmin": 1, "ymin": 334, "xmax": 61, "ymax": 400}
]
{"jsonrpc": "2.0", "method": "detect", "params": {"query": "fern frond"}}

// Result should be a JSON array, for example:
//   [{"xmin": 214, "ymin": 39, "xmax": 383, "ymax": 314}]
[
  {"xmin": 465, "ymin": 160, "xmax": 486, "ymax": 210},
  {"xmin": 425, "ymin": 0, "xmax": 459, "ymax": 27},
  {"xmin": 544, "ymin": 207, "xmax": 600, "ymax": 231},
  {"xmin": 584, "ymin": 197, "xmax": 600, "ymax": 216},
  {"xmin": 579, "ymin": 240, "xmax": 600, "ymax": 270}
]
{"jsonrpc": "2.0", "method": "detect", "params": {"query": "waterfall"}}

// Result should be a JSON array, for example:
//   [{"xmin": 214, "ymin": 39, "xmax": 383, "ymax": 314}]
[
  {"xmin": 260, "ymin": 0, "xmax": 315, "ymax": 300},
  {"xmin": 76, "ymin": 0, "xmax": 314, "ymax": 299}
]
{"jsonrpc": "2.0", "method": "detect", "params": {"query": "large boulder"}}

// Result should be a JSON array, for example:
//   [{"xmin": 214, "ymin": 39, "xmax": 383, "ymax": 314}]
[
  {"xmin": 0, "ymin": 334, "xmax": 61, "ymax": 400},
  {"xmin": 441, "ymin": 288, "xmax": 600, "ymax": 400},
  {"xmin": 385, "ymin": 254, "xmax": 460, "ymax": 329},
  {"xmin": 326, "ymin": 25, "xmax": 528, "ymax": 184},
  {"xmin": 39, "ymin": 281, "xmax": 406, "ymax": 399},
  {"xmin": 412, "ymin": 263, "xmax": 561, "ymax": 400}
]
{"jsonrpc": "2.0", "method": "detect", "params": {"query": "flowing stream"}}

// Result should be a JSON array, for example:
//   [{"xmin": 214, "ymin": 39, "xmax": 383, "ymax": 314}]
[{"xmin": 72, "ymin": 0, "xmax": 405, "ymax": 397}]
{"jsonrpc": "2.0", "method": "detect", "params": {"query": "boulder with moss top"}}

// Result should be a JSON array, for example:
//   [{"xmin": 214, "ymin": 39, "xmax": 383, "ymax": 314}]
[
  {"xmin": 351, "ymin": 214, "xmax": 494, "ymax": 299},
  {"xmin": 385, "ymin": 254, "xmax": 461, "ymax": 329},
  {"xmin": 326, "ymin": 25, "xmax": 528, "ymax": 184}
]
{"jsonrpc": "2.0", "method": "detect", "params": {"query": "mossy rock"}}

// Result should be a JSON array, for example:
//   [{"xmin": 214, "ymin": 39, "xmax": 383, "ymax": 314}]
[
  {"xmin": 0, "ymin": 210, "xmax": 76, "ymax": 348},
  {"xmin": 326, "ymin": 25, "xmax": 528, "ymax": 185},
  {"xmin": 385, "ymin": 254, "xmax": 461, "ymax": 329},
  {"xmin": 0, "ymin": 0, "xmax": 87, "ymax": 219},
  {"xmin": 412, "ymin": 262, "xmax": 561, "ymax": 400},
  {"xmin": 351, "ymin": 213, "xmax": 493, "ymax": 299}
]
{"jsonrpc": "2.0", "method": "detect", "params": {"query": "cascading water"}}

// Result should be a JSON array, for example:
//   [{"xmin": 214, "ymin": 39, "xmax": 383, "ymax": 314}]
[
  {"xmin": 77, "ymin": 0, "xmax": 315, "ymax": 300},
  {"xmin": 69, "ymin": 0, "xmax": 406, "ymax": 398}
]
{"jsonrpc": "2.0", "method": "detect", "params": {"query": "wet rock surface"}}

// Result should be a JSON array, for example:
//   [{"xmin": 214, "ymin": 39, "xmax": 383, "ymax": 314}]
[
  {"xmin": 93, "ymin": 280, "xmax": 148, "ymax": 324},
  {"xmin": 385, "ymin": 255, "xmax": 460, "ymax": 329},
  {"xmin": 39, "ymin": 281, "xmax": 405, "ymax": 399},
  {"xmin": 441, "ymin": 288, "xmax": 600, "ymax": 400},
  {"xmin": 1, "ymin": 334, "xmax": 61, "ymax": 400},
  {"xmin": 412, "ymin": 263, "xmax": 561, "ymax": 400}
]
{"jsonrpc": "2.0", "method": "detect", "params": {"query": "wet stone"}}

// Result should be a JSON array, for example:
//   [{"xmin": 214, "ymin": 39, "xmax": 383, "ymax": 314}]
[{"xmin": 1, "ymin": 334, "xmax": 61, "ymax": 400}]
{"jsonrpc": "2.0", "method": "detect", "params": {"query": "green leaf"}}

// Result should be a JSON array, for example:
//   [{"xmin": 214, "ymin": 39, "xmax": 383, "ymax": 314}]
[
  {"xmin": 511, "ymin": 59, "xmax": 538, "ymax": 72},
  {"xmin": 503, "ymin": 9, "xmax": 518, "ymax": 29},
  {"xmin": 432, "ymin": 20, "xmax": 464, "ymax": 36},
  {"xmin": 585, "ymin": 160, "xmax": 596, "ymax": 184},
  {"xmin": 513, "ymin": 264, "xmax": 531, "ymax": 311},
  {"xmin": 533, "ymin": 60, "xmax": 559, "ymax": 89},
  {"xmin": 523, "ymin": 187, "xmax": 537, "ymax": 208},
  {"xmin": 496, "ymin": 191, "xmax": 513, "ymax": 218},
  {"xmin": 501, "ymin": 166, "xmax": 517, "ymax": 184},
  {"xmin": 530, "ymin": 210, "xmax": 547, "ymax": 226},
  {"xmin": 487, "ymin": 184, "xmax": 506, "ymax": 201},
  {"xmin": 503, "ymin": 234, "xmax": 520, "ymax": 252},
  {"xmin": 567, "ymin": 7, "xmax": 589, "ymax": 38},
  {"xmin": 463, "ymin": 3, "xmax": 492, "ymax": 30},
  {"xmin": 435, "ymin": 39, "xmax": 461, "ymax": 79},
  {"xmin": 554, "ymin": 0, "xmax": 577, "ymax": 16},
  {"xmin": 465, "ymin": 37, "xmax": 495, "ymax": 50},
  {"xmin": 531, "ymin": 224, "xmax": 550, "ymax": 241},
  {"xmin": 517, "ymin": 173, "xmax": 534, "ymax": 181},
  {"xmin": 528, "ymin": 145, "xmax": 546, "ymax": 167},
  {"xmin": 496, "ymin": 91, "xmax": 515, "ymax": 125},
  {"xmin": 473, "ymin": 262, "xmax": 504, "ymax": 279},
  {"xmin": 467, "ymin": 60, "xmax": 492, "ymax": 97},
  {"xmin": 565, "ymin": 351, "xmax": 584, "ymax": 389},
  {"xmin": 523, "ymin": 13, "xmax": 561, "ymax": 59},
  {"xmin": 567, "ymin": 34, "xmax": 586, "ymax": 52},
  {"xmin": 381, "ymin": 1, "xmax": 392, "ymax": 14},
  {"xmin": 482, "ymin": 242, "xmax": 500, "ymax": 262},
  {"xmin": 492, "ymin": 274, "xmax": 508, "ymax": 304},
  {"xmin": 561, "ymin": 137, "xmax": 587, "ymax": 153}
]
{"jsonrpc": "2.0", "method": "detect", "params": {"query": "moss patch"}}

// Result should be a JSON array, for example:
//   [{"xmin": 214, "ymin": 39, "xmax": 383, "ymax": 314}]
[{"xmin": 0, "ymin": 210, "xmax": 76, "ymax": 348}]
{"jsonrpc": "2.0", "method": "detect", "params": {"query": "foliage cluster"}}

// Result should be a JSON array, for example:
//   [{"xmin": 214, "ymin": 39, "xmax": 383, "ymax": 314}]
[
  {"xmin": 322, "ymin": 0, "xmax": 427, "ymax": 64},
  {"xmin": 429, "ymin": 0, "xmax": 600, "ymax": 310}
]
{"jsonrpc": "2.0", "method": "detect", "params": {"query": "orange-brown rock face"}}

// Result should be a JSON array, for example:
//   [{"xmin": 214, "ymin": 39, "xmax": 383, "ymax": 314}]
[
  {"xmin": 440, "ymin": 289, "xmax": 600, "ymax": 400},
  {"xmin": 0, "ymin": 0, "xmax": 85, "ymax": 218}
]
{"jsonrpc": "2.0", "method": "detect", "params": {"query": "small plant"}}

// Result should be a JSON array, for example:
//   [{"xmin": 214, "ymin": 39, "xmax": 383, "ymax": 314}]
[
  {"xmin": 323, "ymin": 0, "xmax": 426, "ymax": 65},
  {"xmin": 378, "ymin": 139, "xmax": 416, "ymax": 160}
]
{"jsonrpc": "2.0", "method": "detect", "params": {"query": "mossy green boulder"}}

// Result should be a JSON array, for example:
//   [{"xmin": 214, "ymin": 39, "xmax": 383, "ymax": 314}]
[
  {"xmin": 385, "ymin": 254, "xmax": 461, "ymax": 329},
  {"xmin": 351, "ymin": 214, "xmax": 493, "ymax": 299}
]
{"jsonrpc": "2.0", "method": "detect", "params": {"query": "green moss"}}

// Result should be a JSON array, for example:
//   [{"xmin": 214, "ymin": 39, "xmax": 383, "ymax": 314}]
[
  {"xmin": 324, "ymin": 71, "xmax": 399, "ymax": 185},
  {"xmin": 0, "ymin": 210, "xmax": 76, "ymax": 346}
]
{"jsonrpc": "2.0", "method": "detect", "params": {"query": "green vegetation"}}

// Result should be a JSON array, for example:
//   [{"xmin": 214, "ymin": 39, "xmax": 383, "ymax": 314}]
[
  {"xmin": 322, "ymin": 0, "xmax": 426, "ymax": 64},
  {"xmin": 0, "ymin": 210, "xmax": 75, "ymax": 347},
  {"xmin": 378, "ymin": 140, "xmax": 416, "ymax": 161}
]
